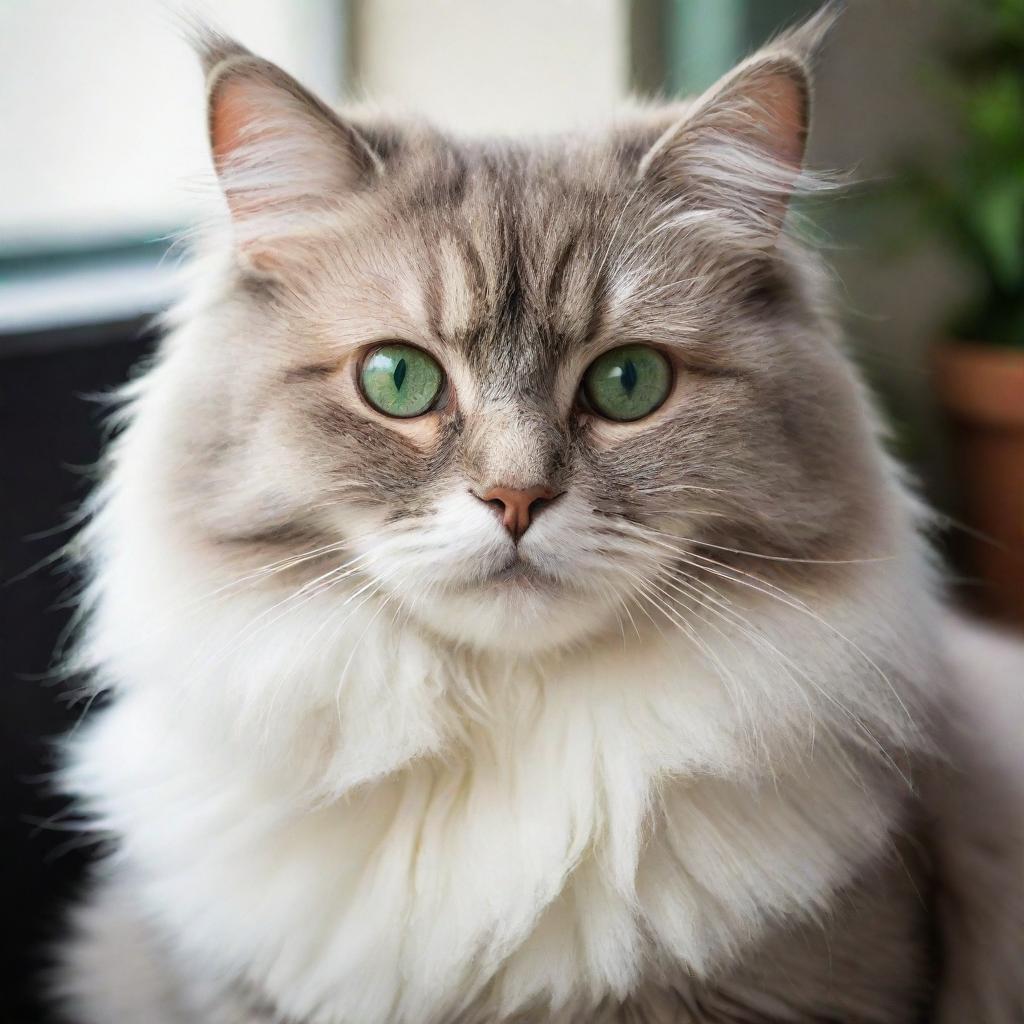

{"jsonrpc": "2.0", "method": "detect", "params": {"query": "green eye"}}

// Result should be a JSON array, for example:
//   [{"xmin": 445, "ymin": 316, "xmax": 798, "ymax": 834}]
[
  {"xmin": 360, "ymin": 344, "xmax": 444, "ymax": 418},
  {"xmin": 582, "ymin": 344, "xmax": 671, "ymax": 422}
]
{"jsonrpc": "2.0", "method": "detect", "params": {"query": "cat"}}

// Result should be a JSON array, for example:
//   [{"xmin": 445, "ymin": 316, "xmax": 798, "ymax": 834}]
[{"xmin": 55, "ymin": 7, "xmax": 1022, "ymax": 1023}]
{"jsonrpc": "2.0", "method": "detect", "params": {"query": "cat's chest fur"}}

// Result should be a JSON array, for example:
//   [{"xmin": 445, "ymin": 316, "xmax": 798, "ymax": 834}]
[
  {"xmin": 185, "ymin": 843, "xmax": 935, "ymax": 1024},
  {"xmin": 67, "ymin": 617, "xmax": 930, "ymax": 1024}
]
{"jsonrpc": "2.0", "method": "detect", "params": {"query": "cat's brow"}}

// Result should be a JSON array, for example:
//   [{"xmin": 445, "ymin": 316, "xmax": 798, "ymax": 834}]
[
  {"xmin": 545, "ymin": 235, "xmax": 580, "ymax": 310},
  {"xmin": 495, "ymin": 192, "xmax": 527, "ymax": 336},
  {"xmin": 424, "ymin": 227, "xmax": 487, "ymax": 347},
  {"xmin": 545, "ymin": 231, "xmax": 608, "ymax": 353}
]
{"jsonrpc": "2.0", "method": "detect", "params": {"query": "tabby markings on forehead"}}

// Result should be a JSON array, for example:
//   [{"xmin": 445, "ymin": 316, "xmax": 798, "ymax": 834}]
[
  {"xmin": 424, "ymin": 231, "xmax": 483, "ymax": 346},
  {"xmin": 545, "ymin": 234, "xmax": 581, "ymax": 311},
  {"xmin": 422, "ymin": 184, "xmax": 609, "ymax": 366}
]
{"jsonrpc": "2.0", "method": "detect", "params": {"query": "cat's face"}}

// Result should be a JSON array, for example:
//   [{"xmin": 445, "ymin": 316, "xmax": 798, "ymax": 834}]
[{"xmin": 161, "ymin": 34, "xmax": 884, "ymax": 653}]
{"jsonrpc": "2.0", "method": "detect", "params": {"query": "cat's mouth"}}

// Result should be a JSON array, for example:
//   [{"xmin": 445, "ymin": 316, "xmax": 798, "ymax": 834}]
[{"xmin": 479, "ymin": 556, "xmax": 554, "ymax": 589}]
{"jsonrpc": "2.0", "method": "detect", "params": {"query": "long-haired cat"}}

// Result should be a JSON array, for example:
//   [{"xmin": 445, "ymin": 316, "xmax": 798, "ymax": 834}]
[{"xmin": 56, "ymin": 8, "xmax": 1022, "ymax": 1023}]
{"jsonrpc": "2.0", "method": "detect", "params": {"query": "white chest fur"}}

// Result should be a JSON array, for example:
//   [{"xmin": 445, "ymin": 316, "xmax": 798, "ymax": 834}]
[{"xmin": 69, "ymin": 585, "xmax": 914, "ymax": 1024}]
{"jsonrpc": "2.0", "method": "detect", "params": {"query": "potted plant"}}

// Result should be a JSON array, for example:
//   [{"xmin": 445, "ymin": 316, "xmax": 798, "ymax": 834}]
[{"xmin": 912, "ymin": 0, "xmax": 1024, "ymax": 626}]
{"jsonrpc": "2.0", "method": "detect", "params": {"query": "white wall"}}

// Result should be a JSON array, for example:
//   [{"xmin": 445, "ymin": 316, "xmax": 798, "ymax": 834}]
[
  {"xmin": 0, "ymin": 0, "xmax": 344, "ymax": 248},
  {"xmin": 344, "ymin": 0, "xmax": 629, "ymax": 135}
]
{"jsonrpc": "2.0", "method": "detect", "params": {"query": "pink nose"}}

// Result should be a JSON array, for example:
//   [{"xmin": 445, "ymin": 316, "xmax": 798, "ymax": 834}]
[{"xmin": 476, "ymin": 485, "xmax": 558, "ymax": 540}]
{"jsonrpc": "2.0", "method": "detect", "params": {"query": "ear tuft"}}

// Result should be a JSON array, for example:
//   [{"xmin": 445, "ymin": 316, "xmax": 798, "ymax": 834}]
[
  {"xmin": 180, "ymin": 17, "xmax": 252, "ymax": 80},
  {"xmin": 768, "ymin": 0, "xmax": 844, "ymax": 63},
  {"xmin": 638, "ymin": 3, "xmax": 841, "ymax": 239}
]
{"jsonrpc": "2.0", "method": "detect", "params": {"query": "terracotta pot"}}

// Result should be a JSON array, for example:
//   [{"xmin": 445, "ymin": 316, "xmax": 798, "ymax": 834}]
[{"xmin": 935, "ymin": 343, "xmax": 1024, "ymax": 628}]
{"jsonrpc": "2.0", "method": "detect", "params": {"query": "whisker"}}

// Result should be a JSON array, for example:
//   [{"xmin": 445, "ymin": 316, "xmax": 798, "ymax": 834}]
[
  {"xmin": 659, "ymin": 567, "xmax": 909, "ymax": 785},
  {"xmin": 680, "ymin": 548, "xmax": 916, "ymax": 729},
  {"xmin": 620, "ymin": 567, "xmax": 760, "ymax": 744},
  {"xmin": 618, "ymin": 523, "xmax": 916, "ymax": 730},
  {"xmin": 630, "ymin": 520, "xmax": 893, "ymax": 566}
]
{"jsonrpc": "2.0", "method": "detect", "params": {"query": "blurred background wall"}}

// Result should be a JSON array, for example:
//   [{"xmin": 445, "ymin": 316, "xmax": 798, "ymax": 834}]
[{"xmin": 348, "ymin": 0, "xmax": 631, "ymax": 133}]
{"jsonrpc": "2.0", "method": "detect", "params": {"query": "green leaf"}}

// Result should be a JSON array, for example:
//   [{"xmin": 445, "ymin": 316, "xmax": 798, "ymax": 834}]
[{"xmin": 971, "ymin": 178, "xmax": 1024, "ymax": 286}]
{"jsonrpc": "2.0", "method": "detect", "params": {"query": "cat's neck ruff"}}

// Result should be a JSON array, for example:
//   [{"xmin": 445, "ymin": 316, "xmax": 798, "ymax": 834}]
[{"xmin": 69, "ymin": 487, "xmax": 936, "ymax": 1024}]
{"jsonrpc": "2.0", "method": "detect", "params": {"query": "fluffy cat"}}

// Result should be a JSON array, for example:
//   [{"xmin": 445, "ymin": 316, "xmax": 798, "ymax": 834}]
[{"xmin": 56, "ymin": 9, "xmax": 1022, "ymax": 1023}]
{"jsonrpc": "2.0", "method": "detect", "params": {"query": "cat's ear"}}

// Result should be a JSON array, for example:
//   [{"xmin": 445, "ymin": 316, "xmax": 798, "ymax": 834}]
[
  {"xmin": 194, "ymin": 31, "xmax": 382, "ymax": 260},
  {"xmin": 638, "ymin": 6, "xmax": 837, "ymax": 239}
]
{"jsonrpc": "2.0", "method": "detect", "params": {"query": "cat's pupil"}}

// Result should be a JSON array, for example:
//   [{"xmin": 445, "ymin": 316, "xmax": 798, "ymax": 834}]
[
  {"xmin": 620, "ymin": 360, "xmax": 638, "ymax": 394},
  {"xmin": 393, "ymin": 358, "xmax": 407, "ymax": 392}
]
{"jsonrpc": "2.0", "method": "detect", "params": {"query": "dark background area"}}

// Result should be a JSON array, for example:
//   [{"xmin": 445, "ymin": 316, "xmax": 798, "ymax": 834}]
[{"xmin": 1, "ymin": 326, "xmax": 154, "ymax": 1023}]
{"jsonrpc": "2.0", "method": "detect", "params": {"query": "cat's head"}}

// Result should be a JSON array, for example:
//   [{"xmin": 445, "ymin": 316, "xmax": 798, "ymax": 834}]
[{"xmin": 148, "ymin": 12, "xmax": 891, "ymax": 655}]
